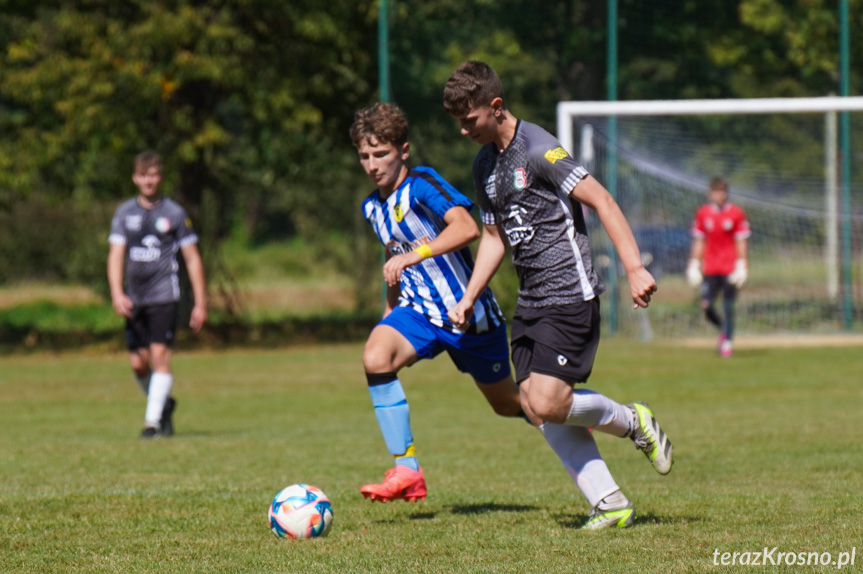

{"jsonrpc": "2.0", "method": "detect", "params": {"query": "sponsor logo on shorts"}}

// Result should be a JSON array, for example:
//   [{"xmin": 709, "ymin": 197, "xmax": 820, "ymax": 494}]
[
  {"xmin": 544, "ymin": 147, "xmax": 569, "ymax": 164},
  {"xmin": 557, "ymin": 354, "xmax": 568, "ymax": 366},
  {"xmin": 492, "ymin": 363, "xmax": 502, "ymax": 373}
]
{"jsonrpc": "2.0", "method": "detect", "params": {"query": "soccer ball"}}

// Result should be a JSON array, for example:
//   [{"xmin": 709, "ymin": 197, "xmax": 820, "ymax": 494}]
[{"xmin": 268, "ymin": 484, "xmax": 334, "ymax": 540}]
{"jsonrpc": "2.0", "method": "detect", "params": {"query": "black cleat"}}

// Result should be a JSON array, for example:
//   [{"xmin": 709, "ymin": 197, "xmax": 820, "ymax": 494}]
[
  {"xmin": 140, "ymin": 426, "xmax": 159, "ymax": 439},
  {"xmin": 160, "ymin": 397, "xmax": 176, "ymax": 437}
]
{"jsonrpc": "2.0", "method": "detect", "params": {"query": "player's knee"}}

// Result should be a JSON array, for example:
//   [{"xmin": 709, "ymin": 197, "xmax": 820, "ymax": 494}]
[
  {"xmin": 528, "ymin": 396, "xmax": 568, "ymax": 424},
  {"xmin": 489, "ymin": 398, "xmax": 523, "ymax": 418},
  {"xmin": 362, "ymin": 346, "xmax": 397, "ymax": 374}
]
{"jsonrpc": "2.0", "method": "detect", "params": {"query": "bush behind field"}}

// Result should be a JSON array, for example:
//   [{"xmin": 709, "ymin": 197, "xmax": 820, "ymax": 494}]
[{"xmin": 0, "ymin": 301, "xmax": 379, "ymax": 354}]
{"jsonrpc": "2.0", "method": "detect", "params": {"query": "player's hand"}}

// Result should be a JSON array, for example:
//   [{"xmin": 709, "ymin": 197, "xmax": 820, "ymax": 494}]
[
  {"xmin": 628, "ymin": 266, "xmax": 657, "ymax": 309},
  {"xmin": 728, "ymin": 259, "xmax": 748, "ymax": 288},
  {"xmin": 686, "ymin": 259, "xmax": 703, "ymax": 287},
  {"xmin": 189, "ymin": 304, "xmax": 208, "ymax": 333},
  {"xmin": 382, "ymin": 252, "xmax": 422, "ymax": 287},
  {"xmin": 111, "ymin": 293, "xmax": 134, "ymax": 318},
  {"xmin": 448, "ymin": 298, "xmax": 475, "ymax": 329}
]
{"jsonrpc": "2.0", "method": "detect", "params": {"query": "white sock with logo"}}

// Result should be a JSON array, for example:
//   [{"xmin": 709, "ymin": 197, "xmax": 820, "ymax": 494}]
[
  {"xmin": 145, "ymin": 372, "xmax": 173, "ymax": 428},
  {"xmin": 540, "ymin": 422, "xmax": 620, "ymax": 508},
  {"xmin": 565, "ymin": 388, "xmax": 633, "ymax": 437}
]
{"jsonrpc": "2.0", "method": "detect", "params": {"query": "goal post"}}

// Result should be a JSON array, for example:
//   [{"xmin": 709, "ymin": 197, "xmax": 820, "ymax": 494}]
[{"xmin": 555, "ymin": 96, "xmax": 863, "ymax": 339}]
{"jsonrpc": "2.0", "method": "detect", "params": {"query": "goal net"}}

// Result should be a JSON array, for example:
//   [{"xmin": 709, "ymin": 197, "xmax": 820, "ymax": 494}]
[{"xmin": 556, "ymin": 97, "xmax": 863, "ymax": 339}]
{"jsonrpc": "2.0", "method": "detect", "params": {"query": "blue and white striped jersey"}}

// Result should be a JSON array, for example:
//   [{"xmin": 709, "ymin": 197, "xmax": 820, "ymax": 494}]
[{"xmin": 362, "ymin": 166, "xmax": 505, "ymax": 334}]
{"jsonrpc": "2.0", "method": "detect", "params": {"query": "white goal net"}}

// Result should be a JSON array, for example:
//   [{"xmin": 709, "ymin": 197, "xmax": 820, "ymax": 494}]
[{"xmin": 556, "ymin": 97, "xmax": 863, "ymax": 339}]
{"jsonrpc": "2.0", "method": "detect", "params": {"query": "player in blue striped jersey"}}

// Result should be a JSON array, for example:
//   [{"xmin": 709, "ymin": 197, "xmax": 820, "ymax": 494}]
[{"xmin": 351, "ymin": 102, "xmax": 524, "ymax": 502}]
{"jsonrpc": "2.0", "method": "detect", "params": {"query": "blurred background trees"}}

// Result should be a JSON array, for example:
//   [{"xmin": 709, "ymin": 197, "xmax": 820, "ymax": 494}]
[{"xmin": 0, "ymin": 0, "xmax": 859, "ymax": 318}]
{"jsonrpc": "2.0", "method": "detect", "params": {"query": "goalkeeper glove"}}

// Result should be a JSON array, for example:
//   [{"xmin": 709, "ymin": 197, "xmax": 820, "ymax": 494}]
[
  {"xmin": 728, "ymin": 259, "xmax": 748, "ymax": 288},
  {"xmin": 686, "ymin": 259, "xmax": 702, "ymax": 287}
]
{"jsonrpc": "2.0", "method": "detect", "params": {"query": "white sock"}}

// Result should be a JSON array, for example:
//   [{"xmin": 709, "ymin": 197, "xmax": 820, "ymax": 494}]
[
  {"xmin": 145, "ymin": 372, "xmax": 173, "ymax": 428},
  {"xmin": 596, "ymin": 489, "xmax": 630, "ymax": 511},
  {"xmin": 540, "ymin": 422, "xmax": 620, "ymax": 508},
  {"xmin": 566, "ymin": 389, "xmax": 633, "ymax": 437},
  {"xmin": 135, "ymin": 373, "xmax": 151, "ymax": 395}
]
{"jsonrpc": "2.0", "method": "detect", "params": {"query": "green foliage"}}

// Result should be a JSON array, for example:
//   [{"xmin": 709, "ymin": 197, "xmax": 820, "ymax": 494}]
[
  {"xmin": 0, "ymin": 195, "xmax": 112, "ymax": 290},
  {"xmin": 1, "ymin": 342, "xmax": 861, "ymax": 572},
  {"xmin": 2, "ymin": 0, "xmax": 862, "ymax": 316}
]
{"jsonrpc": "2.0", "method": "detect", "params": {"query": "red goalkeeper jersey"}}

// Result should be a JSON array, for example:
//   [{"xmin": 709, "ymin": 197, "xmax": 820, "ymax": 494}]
[{"xmin": 691, "ymin": 203, "xmax": 750, "ymax": 275}]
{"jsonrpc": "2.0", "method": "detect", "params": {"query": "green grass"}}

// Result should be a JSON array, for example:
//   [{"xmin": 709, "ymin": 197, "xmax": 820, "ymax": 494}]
[{"xmin": 1, "ymin": 340, "xmax": 861, "ymax": 573}]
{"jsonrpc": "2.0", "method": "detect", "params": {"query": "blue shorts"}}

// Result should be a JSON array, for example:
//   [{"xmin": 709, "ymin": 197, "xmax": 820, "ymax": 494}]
[{"xmin": 380, "ymin": 306, "xmax": 512, "ymax": 384}]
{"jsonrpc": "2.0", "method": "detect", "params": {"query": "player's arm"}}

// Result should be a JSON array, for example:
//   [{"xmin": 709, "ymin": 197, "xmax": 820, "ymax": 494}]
[
  {"xmin": 728, "ymin": 236, "xmax": 749, "ymax": 287},
  {"xmin": 448, "ymin": 222, "xmax": 507, "ymax": 328},
  {"xmin": 687, "ymin": 235, "xmax": 705, "ymax": 287},
  {"xmin": 107, "ymin": 242, "xmax": 133, "ymax": 318},
  {"xmin": 180, "ymin": 243, "xmax": 208, "ymax": 333},
  {"xmin": 570, "ymin": 175, "xmax": 656, "ymax": 309},
  {"xmin": 381, "ymin": 205, "xmax": 479, "ymax": 287}
]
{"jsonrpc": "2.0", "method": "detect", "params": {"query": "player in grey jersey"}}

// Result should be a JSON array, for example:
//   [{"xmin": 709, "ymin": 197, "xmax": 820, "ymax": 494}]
[
  {"xmin": 444, "ymin": 61, "xmax": 673, "ymax": 529},
  {"xmin": 108, "ymin": 151, "xmax": 207, "ymax": 439}
]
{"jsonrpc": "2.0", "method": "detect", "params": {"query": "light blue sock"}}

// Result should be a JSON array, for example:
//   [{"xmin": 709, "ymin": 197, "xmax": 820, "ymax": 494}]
[{"xmin": 367, "ymin": 373, "xmax": 419, "ymax": 471}]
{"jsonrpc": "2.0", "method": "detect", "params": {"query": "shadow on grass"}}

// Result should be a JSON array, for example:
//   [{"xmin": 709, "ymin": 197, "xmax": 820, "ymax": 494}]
[
  {"xmin": 450, "ymin": 503, "xmax": 537, "ymax": 515},
  {"xmin": 556, "ymin": 511, "xmax": 698, "ymax": 529}
]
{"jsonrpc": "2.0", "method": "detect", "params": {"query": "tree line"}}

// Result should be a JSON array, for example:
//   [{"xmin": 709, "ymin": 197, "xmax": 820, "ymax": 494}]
[{"xmin": 0, "ymin": 0, "xmax": 858, "ymax": 312}]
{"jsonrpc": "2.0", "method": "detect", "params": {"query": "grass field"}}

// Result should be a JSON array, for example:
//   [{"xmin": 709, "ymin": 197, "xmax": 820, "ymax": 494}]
[{"xmin": 2, "ymin": 339, "xmax": 861, "ymax": 573}]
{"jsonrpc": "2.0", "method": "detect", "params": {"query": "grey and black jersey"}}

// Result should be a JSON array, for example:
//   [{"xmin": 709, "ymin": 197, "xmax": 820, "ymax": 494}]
[
  {"xmin": 472, "ymin": 120, "xmax": 605, "ymax": 308},
  {"xmin": 109, "ymin": 198, "xmax": 198, "ymax": 306}
]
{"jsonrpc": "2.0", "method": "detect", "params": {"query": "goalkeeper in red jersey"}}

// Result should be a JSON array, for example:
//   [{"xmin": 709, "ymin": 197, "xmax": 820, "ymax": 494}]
[{"xmin": 686, "ymin": 177, "xmax": 751, "ymax": 358}]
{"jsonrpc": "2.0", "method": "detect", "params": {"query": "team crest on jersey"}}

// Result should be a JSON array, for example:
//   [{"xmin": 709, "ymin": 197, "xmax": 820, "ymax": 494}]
[
  {"xmin": 125, "ymin": 215, "xmax": 142, "ymax": 231},
  {"xmin": 393, "ymin": 203, "xmax": 404, "ymax": 223},
  {"xmin": 155, "ymin": 217, "xmax": 171, "ymax": 233},
  {"xmin": 544, "ymin": 147, "xmax": 569, "ymax": 164},
  {"xmin": 185, "ymin": 218, "xmax": 194, "ymax": 230},
  {"xmin": 513, "ymin": 168, "xmax": 527, "ymax": 190},
  {"xmin": 722, "ymin": 218, "xmax": 733, "ymax": 231}
]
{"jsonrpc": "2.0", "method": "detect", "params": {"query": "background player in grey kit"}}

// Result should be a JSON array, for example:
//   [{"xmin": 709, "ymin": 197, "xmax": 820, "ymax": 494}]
[
  {"xmin": 107, "ymin": 151, "xmax": 208, "ymax": 438},
  {"xmin": 444, "ymin": 60, "xmax": 673, "ymax": 529}
]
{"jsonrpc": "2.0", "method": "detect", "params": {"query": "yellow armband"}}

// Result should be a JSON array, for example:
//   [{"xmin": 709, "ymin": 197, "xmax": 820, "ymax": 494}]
[{"xmin": 414, "ymin": 244, "xmax": 433, "ymax": 260}]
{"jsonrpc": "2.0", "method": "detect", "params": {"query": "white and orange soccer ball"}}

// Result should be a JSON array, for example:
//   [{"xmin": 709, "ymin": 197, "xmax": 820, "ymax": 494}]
[{"xmin": 268, "ymin": 484, "xmax": 334, "ymax": 540}]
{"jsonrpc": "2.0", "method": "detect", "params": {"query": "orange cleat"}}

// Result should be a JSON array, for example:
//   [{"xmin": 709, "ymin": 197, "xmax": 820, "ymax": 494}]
[{"xmin": 360, "ymin": 466, "xmax": 427, "ymax": 502}]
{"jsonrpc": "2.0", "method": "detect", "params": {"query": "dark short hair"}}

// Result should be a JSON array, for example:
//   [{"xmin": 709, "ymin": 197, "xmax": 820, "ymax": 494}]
[
  {"xmin": 709, "ymin": 177, "xmax": 728, "ymax": 192},
  {"xmin": 442, "ymin": 60, "xmax": 506, "ymax": 117},
  {"xmin": 349, "ymin": 102, "xmax": 409, "ymax": 148},
  {"xmin": 135, "ymin": 151, "xmax": 163, "ymax": 174}
]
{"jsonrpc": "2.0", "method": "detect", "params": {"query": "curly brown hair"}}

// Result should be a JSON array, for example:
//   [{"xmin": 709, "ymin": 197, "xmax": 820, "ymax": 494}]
[{"xmin": 349, "ymin": 102, "xmax": 409, "ymax": 148}]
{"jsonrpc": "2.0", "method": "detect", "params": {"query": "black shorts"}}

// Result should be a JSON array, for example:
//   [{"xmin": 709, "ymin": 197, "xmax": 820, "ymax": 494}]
[
  {"xmin": 510, "ymin": 299, "xmax": 601, "ymax": 385},
  {"xmin": 701, "ymin": 275, "xmax": 737, "ymax": 303},
  {"xmin": 125, "ymin": 302, "xmax": 178, "ymax": 350}
]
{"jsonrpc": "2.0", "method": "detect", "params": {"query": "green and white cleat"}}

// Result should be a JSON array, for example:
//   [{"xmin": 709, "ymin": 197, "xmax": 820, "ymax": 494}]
[
  {"xmin": 629, "ymin": 402, "xmax": 673, "ymax": 475},
  {"xmin": 583, "ymin": 501, "xmax": 636, "ymax": 530}
]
